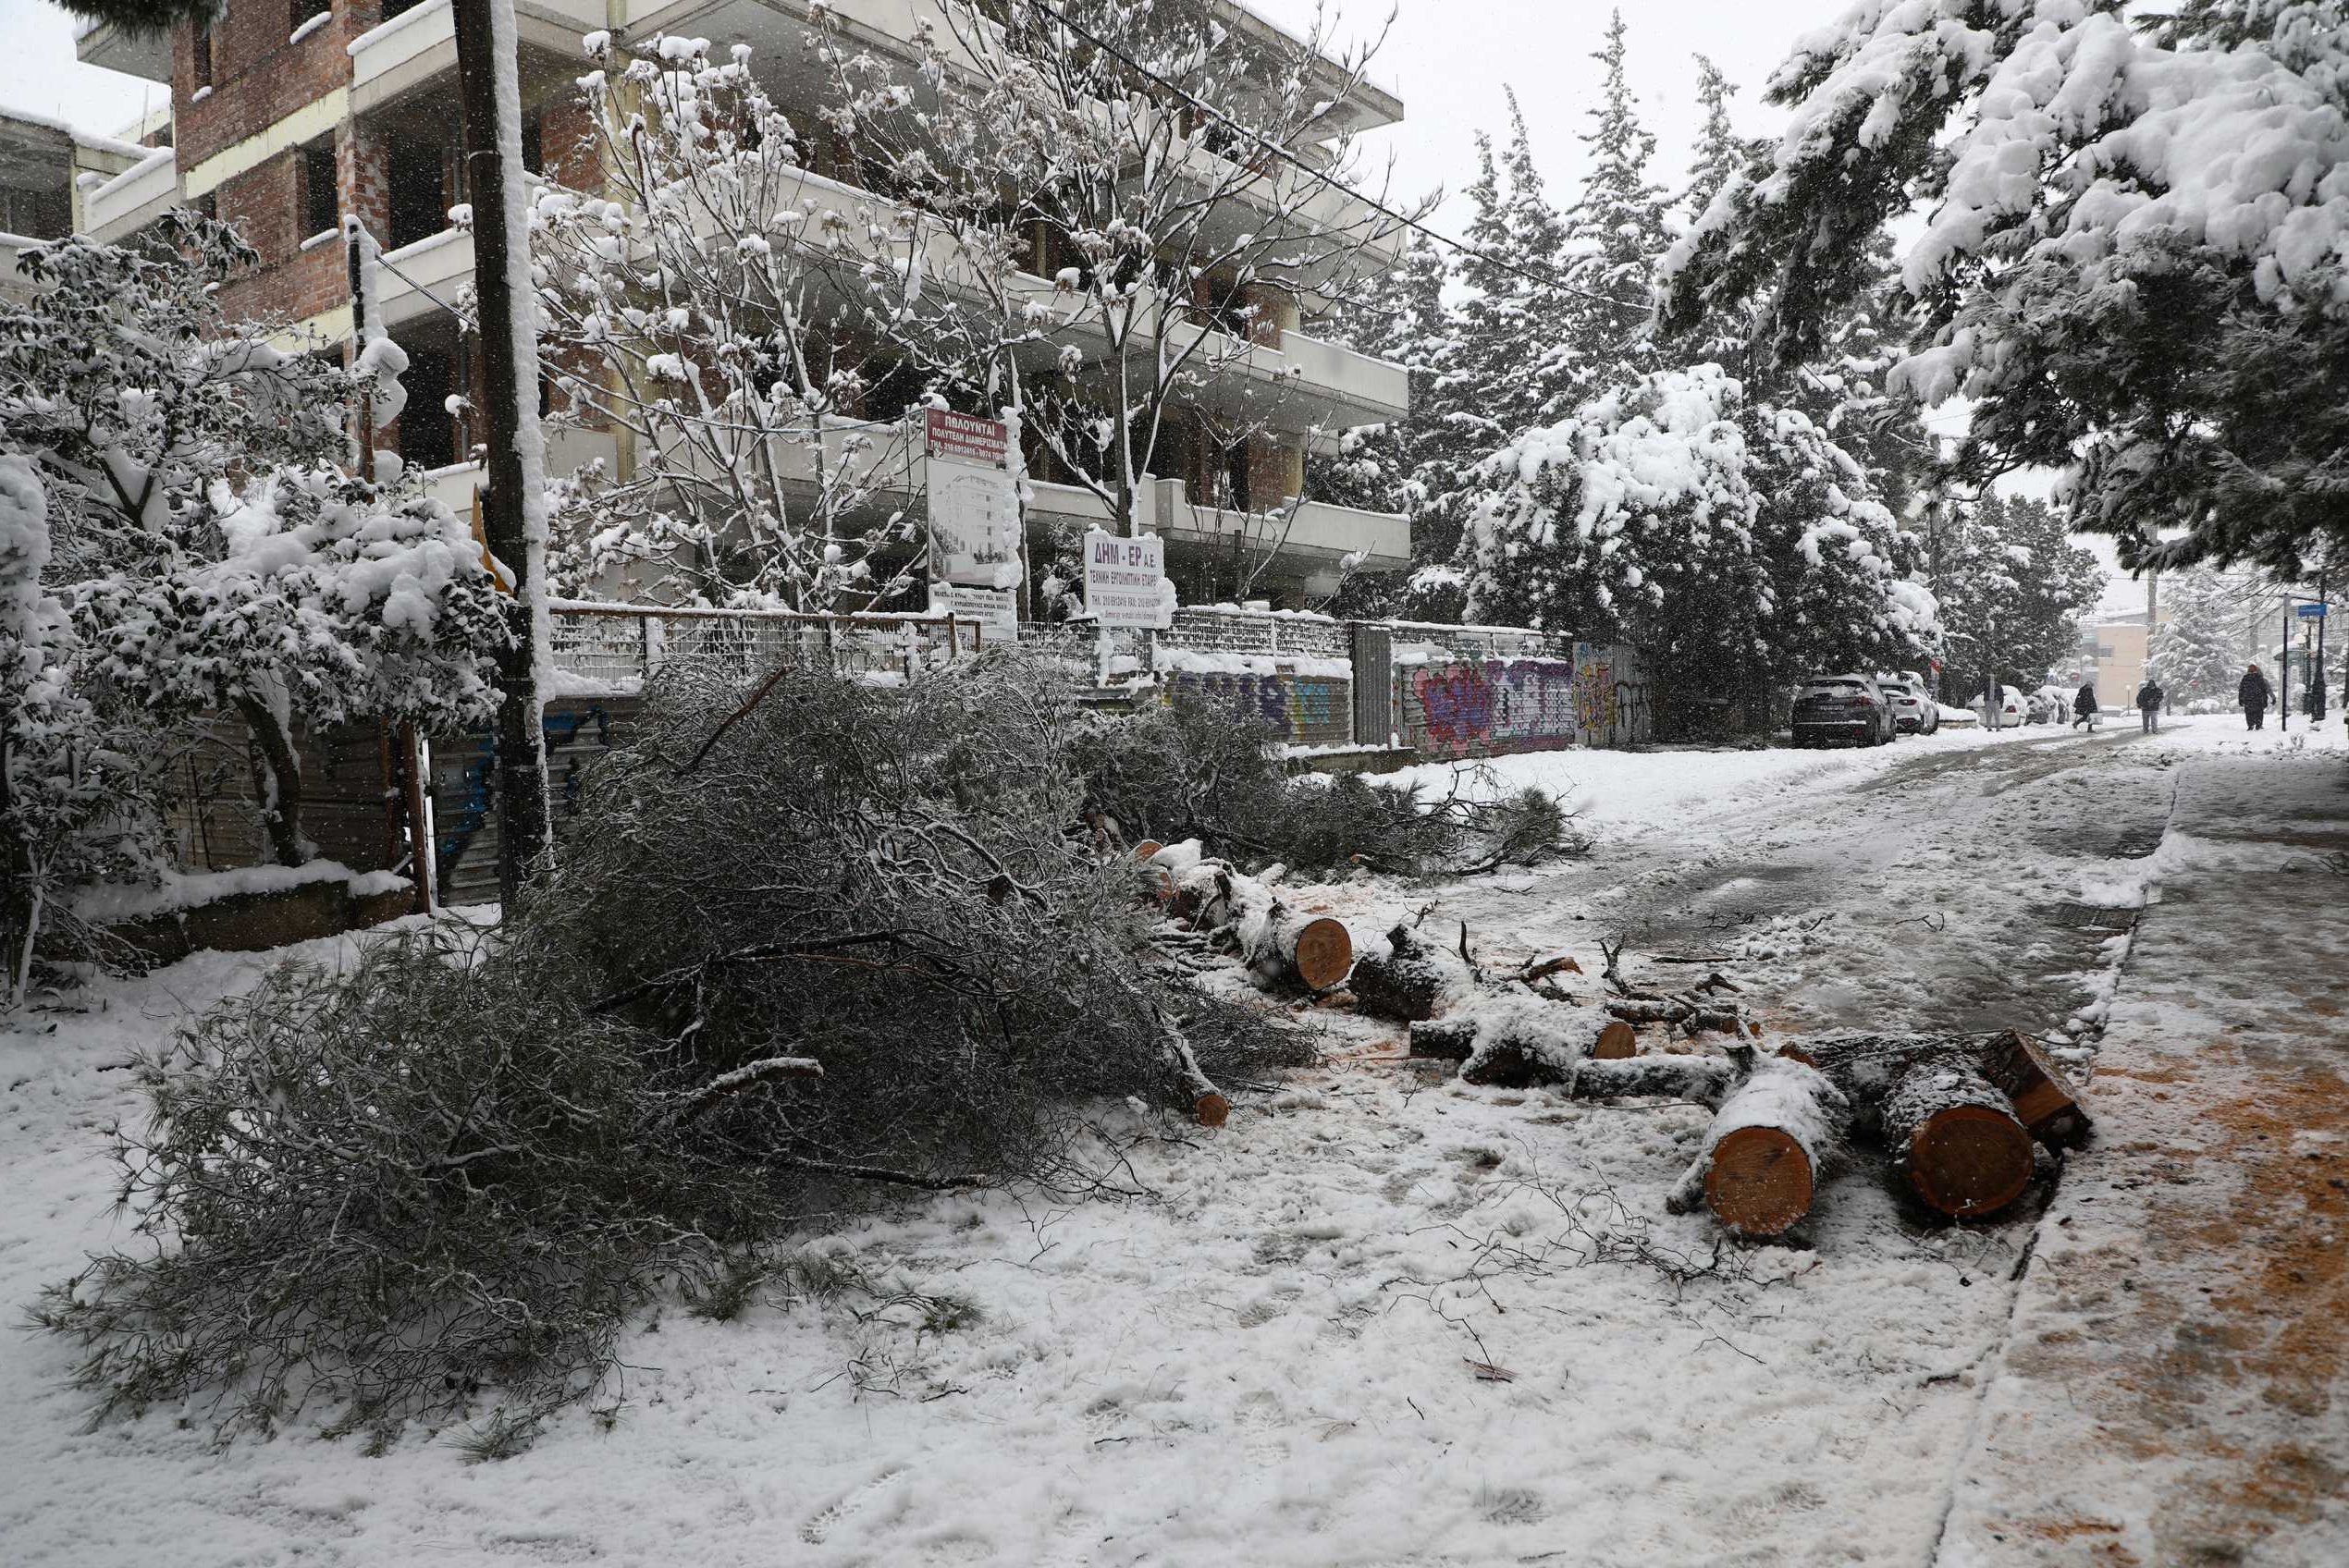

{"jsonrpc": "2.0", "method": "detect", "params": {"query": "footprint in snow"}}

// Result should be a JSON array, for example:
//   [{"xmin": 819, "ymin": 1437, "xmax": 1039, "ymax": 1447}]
[{"xmin": 799, "ymin": 1465, "xmax": 906, "ymax": 1546}]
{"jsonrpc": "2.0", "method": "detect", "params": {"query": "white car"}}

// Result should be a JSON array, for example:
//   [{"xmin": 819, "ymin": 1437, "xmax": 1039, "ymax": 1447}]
[{"xmin": 1874, "ymin": 672, "xmax": 1938, "ymax": 734}]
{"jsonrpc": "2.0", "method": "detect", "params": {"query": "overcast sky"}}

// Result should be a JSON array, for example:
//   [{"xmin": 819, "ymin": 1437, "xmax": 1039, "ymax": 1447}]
[{"xmin": 0, "ymin": 0, "xmax": 2138, "ymax": 608}]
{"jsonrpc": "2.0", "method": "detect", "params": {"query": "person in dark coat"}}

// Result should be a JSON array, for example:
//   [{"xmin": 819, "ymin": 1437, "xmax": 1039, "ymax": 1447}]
[
  {"xmin": 2136, "ymin": 676, "xmax": 2165, "ymax": 733},
  {"xmin": 2240, "ymin": 663, "xmax": 2271, "ymax": 729},
  {"xmin": 2072, "ymin": 680, "xmax": 2099, "ymax": 730}
]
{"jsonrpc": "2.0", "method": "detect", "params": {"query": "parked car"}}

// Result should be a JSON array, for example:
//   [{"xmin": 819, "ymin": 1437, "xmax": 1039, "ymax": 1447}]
[
  {"xmin": 1875, "ymin": 672, "xmax": 1938, "ymax": 734},
  {"xmin": 2023, "ymin": 691, "xmax": 2056, "ymax": 725},
  {"xmin": 1792, "ymin": 674, "xmax": 1895, "ymax": 747}
]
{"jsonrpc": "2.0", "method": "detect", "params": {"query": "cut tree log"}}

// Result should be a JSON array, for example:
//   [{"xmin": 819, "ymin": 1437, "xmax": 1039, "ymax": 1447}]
[
  {"xmin": 1177, "ymin": 862, "xmax": 1353, "ymax": 992},
  {"xmin": 1568, "ymin": 1053, "xmax": 1738, "ymax": 1106},
  {"xmin": 1880, "ymin": 1058, "xmax": 2035, "ymax": 1217},
  {"xmin": 1351, "ymin": 921, "xmax": 1476, "ymax": 1023},
  {"xmin": 1407, "ymin": 997, "xmax": 1619, "ymax": 1087},
  {"xmin": 1666, "ymin": 1058, "xmax": 1850, "ymax": 1238},
  {"xmin": 1789, "ymin": 1030, "xmax": 2088, "ymax": 1147},
  {"xmin": 1974, "ymin": 1030, "xmax": 2089, "ymax": 1148},
  {"xmin": 1605, "ymin": 998, "xmax": 1750, "ymax": 1035},
  {"xmin": 1591, "ymin": 1020, "xmax": 1639, "ymax": 1059}
]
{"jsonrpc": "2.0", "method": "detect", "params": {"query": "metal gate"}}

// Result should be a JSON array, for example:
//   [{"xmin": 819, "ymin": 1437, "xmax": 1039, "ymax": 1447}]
[{"xmin": 1349, "ymin": 622, "xmax": 1395, "ymax": 748}]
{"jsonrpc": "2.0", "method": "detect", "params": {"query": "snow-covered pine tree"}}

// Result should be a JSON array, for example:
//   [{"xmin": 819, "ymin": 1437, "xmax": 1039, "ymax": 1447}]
[
  {"xmin": 1924, "ymin": 493, "xmax": 2105, "ymax": 704},
  {"xmin": 2147, "ymin": 569, "xmax": 2250, "ymax": 708},
  {"xmin": 1660, "ymin": 0, "xmax": 2349, "ymax": 578},
  {"xmin": 1681, "ymin": 56, "xmax": 1760, "ymax": 232},
  {"xmin": 1459, "ymin": 362, "xmax": 1935, "ymax": 735},
  {"xmin": 1557, "ymin": 12, "xmax": 1672, "ymax": 387},
  {"xmin": 0, "ymin": 216, "xmax": 505, "ymax": 869}
]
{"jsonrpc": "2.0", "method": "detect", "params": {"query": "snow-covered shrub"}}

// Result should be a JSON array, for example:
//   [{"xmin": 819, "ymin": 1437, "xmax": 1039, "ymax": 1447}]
[
  {"xmin": 1461, "ymin": 362, "xmax": 1937, "ymax": 737},
  {"xmin": 34, "ymin": 926, "xmax": 760, "ymax": 1440},
  {"xmin": 39, "ymin": 655, "xmax": 1307, "ymax": 1441},
  {"xmin": 1072, "ymin": 694, "xmax": 1578, "ymax": 876},
  {"xmin": 0, "ymin": 214, "xmax": 506, "ymax": 869},
  {"xmin": 0, "ymin": 457, "xmax": 157, "ymax": 1003},
  {"xmin": 71, "ymin": 466, "xmax": 507, "ymax": 864}
]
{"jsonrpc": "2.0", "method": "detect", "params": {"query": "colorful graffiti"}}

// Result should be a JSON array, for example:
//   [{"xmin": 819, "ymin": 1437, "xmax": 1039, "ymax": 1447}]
[
  {"xmin": 1404, "ymin": 650, "xmax": 1647, "ymax": 755},
  {"xmin": 1167, "ymin": 672, "xmax": 1351, "ymax": 746},
  {"xmin": 1410, "ymin": 659, "xmax": 1581, "ymax": 755}
]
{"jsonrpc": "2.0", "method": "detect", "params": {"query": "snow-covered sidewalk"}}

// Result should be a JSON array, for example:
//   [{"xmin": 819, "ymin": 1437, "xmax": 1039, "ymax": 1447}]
[
  {"xmin": 4, "ymin": 719, "xmax": 2335, "ymax": 1566},
  {"xmin": 1939, "ymin": 739, "xmax": 2349, "ymax": 1567}
]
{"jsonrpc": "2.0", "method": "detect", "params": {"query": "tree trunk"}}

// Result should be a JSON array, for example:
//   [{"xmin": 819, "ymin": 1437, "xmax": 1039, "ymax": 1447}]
[
  {"xmin": 1880, "ymin": 1058, "xmax": 2036, "ymax": 1217},
  {"xmin": 1569, "ymin": 1053, "xmax": 1738, "ymax": 1105},
  {"xmin": 1176, "ymin": 861, "xmax": 1352, "ymax": 992},
  {"xmin": 236, "ymin": 696, "xmax": 307, "ymax": 867},
  {"xmin": 1351, "ymin": 921, "xmax": 1473, "ymax": 1023},
  {"xmin": 1406, "ymin": 999, "xmax": 1622, "ymax": 1086},
  {"xmin": 452, "ymin": 0, "xmax": 552, "ymax": 907},
  {"xmin": 1666, "ymin": 1058, "xmax": 1848, "ymax": 1237}
]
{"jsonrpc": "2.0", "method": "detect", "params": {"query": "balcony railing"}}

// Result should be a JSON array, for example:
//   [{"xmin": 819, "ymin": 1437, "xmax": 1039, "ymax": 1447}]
[{"xmin": 81, "ymin": 146, "xmax": 179, "ymax": 242}]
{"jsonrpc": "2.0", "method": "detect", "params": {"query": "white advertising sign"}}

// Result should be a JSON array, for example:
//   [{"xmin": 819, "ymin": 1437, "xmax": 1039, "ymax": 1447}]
[
  {"xmin": 939, "ymin": 583, "xmax": 1018, "ymax": 644},
  {"xmin": 1084, "ymin": 529, "xmax": 1173, "ymax": 630}
]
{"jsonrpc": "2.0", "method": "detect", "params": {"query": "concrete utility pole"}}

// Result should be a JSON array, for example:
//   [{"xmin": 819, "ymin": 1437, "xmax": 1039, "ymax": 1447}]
[{"xmin": 452, "ymin": 0, "xmax": 553, "ymax": 906}]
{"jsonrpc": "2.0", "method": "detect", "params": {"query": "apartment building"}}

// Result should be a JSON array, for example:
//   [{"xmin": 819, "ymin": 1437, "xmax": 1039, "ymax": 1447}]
[
  {"xmin": 0, "ymin": 106, "xmax": 159, "ymax": 300},
  {"xmin": 74, "ymin": 0, "xmax": 1413, "ymax": 606}
]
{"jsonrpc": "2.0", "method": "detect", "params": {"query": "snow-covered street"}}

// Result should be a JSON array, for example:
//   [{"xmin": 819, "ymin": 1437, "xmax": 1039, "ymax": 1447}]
[{"xmin": 8, "ymin": 717, "xmax": 2340, "ymax": 1567}]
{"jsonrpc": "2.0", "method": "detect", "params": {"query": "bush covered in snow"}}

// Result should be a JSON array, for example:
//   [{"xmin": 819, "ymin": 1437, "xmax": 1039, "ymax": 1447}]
[
  {"xmin": 37, "ymin": 655, "xmax": 1307, "ymax": 1442},
  {"xmin": 0, "ymin": 213, "xmax": 505, "ymax": 887},
  {"xmin": 1073, "ymin": 694, "xmax": 1579, "ymax": 877},
  {"xmin": 1462, "ymin": 363, "xmax": 1937, "ymax": 737}
]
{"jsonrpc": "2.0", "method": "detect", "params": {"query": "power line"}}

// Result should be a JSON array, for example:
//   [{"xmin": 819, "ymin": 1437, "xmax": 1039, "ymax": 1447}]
[{"xmin": 1015, "ymin": 0, "xmax": 1650, "ymax": 312}]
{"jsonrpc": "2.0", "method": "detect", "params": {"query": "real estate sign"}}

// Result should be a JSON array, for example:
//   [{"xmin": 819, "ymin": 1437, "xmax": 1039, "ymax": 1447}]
[
  {"xmin": 925, "ymin": 410, "xmax": 1022, "ymax": 641},
  {"xmin": 1084, "ymin": 530, "xmax": 1173, "ymax": 630}
]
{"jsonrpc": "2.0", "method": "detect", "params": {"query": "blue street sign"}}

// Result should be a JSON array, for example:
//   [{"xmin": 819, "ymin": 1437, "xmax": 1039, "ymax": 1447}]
[{"xmin": 2295, "ymin": 603, "xmax": 2328, "ymax": 618}]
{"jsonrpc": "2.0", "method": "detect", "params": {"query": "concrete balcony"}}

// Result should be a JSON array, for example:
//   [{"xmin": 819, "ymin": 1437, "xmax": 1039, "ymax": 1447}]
[
  {"xmin": 73, "ymin": 17, "xmax": 171, "ymax": 82},
  {"xmin": 80, "ymin": 147, "xmax": 181, "ymax": 243},
  {"xmin": 1143, "ymin": 478, "xmax": 1407, "ymax": 572},
  {"xmin": 348, "ymin": 0, "xmax": 607, "ymax": 115}
]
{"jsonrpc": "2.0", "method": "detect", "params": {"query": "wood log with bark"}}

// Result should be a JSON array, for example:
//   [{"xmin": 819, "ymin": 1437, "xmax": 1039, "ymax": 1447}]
[
  {"xmin": 1173, "ymin": 861, "xmax": 1353, "ymax": 993},
  {"xmin": 1789, "ymin": 1030, "xmax": 2086, "ymax": 1149},
  {"xmin": 1405, "ymin": 996, "xmax": 1623, "ymax": 1087},
  {"xmin": 1568, "ymin": 1053, "xmax": 1739, "ymax": 1106},
  {"xmin": 1665, "ymin": 1057, "xmax": 1850, "ymax": 1238},
  {"xmin": 1879, "ymin": 1057, "xmax": 2035, "ymax": 1218},
  {"xmin": 1351, "ymin": 921, "xmax": 1476, "ymax": 1023}
]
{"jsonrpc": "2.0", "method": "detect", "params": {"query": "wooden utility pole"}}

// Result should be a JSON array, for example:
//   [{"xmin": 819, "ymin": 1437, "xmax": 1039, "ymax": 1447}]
[{"xmin": 452, "ymin": 0, "xmax": 552, "ymax": 906}]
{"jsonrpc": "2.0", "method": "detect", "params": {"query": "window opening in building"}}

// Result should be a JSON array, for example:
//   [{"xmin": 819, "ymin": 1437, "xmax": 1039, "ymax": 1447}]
[
  {"xmin": 301, "ymin": 140, "xmax": 338, "ymax": 239},
  {"xmin": 386, "ymin": 129, "xmax": 453, "ymax": 251},
  {"xmin": 192, "ymin": 18, "xmax": 214, "ymax": 89},
  {"xmin": 399, "ymin": 345, "xmax": 458, "ymax": 472}
]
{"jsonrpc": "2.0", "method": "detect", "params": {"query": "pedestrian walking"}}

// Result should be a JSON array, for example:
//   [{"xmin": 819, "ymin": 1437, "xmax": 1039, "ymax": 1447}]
[
  {"xmin": 2240, "ymin": 663, "xmax": 2271, "ymax": 729},
  {"xmin": 2136, "ymin": 676, "xmax": 2164, "ymax": 733},
  {"xmin": 2072, "ymin": 680, "xmax": 2099, "ymax": 731}
]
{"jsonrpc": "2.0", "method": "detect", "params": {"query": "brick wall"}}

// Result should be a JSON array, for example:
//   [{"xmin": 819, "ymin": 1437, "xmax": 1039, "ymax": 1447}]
[
  {"xmin": 175, "ymin": 0, "xmax": 373, "ymax": 171},
  {"xmin": 213, "ymin": 153, "xmax": 349, "ymax": 324}
]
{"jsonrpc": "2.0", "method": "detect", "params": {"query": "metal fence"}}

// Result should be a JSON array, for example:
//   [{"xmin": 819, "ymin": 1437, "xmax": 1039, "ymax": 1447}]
[{"xmin": 548, "ymin": 602, "xmax": 990, "ymax": 688}]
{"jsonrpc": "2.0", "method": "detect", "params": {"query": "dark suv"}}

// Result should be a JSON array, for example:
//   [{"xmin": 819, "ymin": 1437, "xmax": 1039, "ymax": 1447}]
[{"xmin": 1792, "ymin": 674, "xmax": 1893, "ymax": 747}]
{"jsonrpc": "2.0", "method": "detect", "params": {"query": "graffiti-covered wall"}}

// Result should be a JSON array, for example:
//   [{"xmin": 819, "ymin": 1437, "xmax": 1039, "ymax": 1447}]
[
  {"xmin": 1397, "ymin": 643, "xmax": 1651, "ymax": 757},
  {"xmin": 1162, "ymin": 669, "xmax": 1355, "ymax": 748}
]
